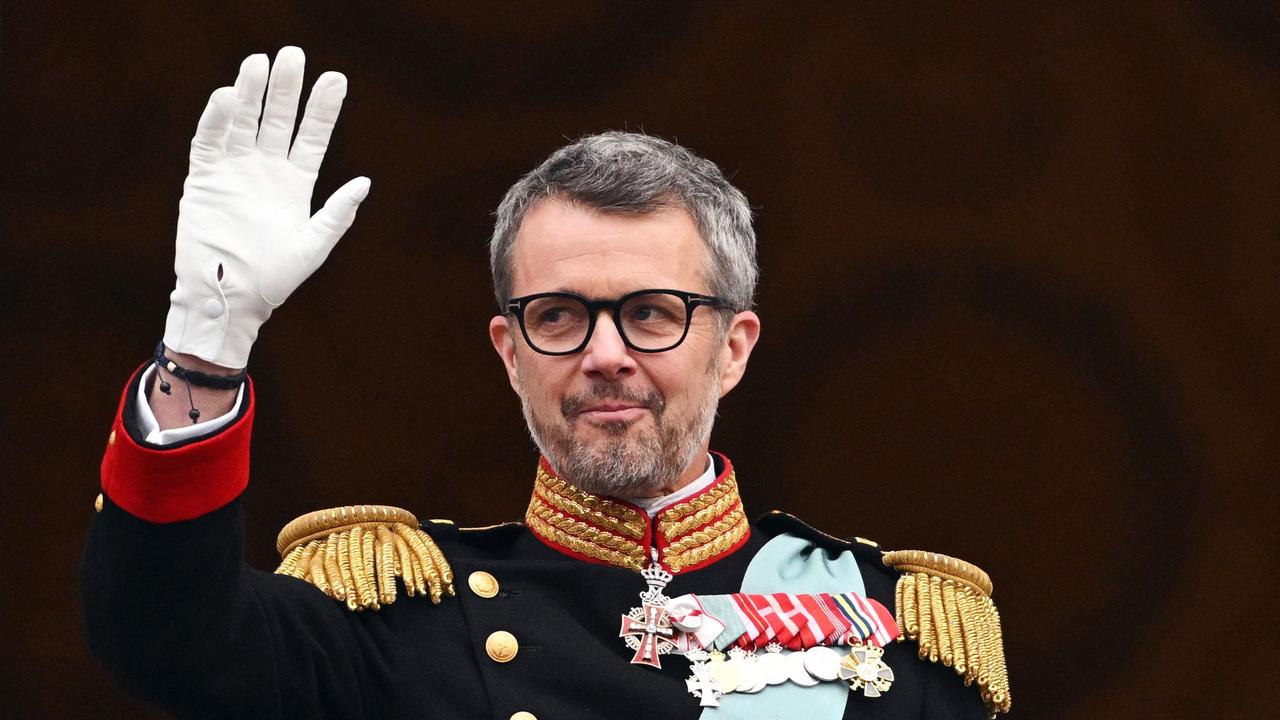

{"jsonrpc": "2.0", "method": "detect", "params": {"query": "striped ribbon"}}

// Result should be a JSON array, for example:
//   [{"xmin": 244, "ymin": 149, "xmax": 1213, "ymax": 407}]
[{"xmin": 667, "ymin": 591, "xmax": 897, "ymax": 653}]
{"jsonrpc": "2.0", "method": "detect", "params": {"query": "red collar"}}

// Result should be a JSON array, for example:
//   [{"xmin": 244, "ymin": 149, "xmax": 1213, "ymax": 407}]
[{"xmin": 524, "ymin": 452, "xmax": 750, "ymax": 573}]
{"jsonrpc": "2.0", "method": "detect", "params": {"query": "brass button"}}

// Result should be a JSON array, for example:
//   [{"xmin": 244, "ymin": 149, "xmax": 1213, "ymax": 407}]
[
  {"xmin": 107, "ymin": 430, "xmax": 116, "ymax": 446},
  {"xmin": 468, "ymin": 571, "xmax": 499, "ymax": 598},
  {"xmin": 94, "ymin": 493, "xmax": 104, "ymax": 513},
  {"xmin": 510, "ymin": 712, "xmax": 537, "ymax": 720},
  {"xmin": 485, "ymin": 630, "xmax": 518, "ymax": 663}
]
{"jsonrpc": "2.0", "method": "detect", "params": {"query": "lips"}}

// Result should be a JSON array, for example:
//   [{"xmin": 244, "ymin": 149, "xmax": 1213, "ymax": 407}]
[
  {"xmin": 562, "ymin": 385, "xmax": 664, "ymax": 423},
  {"xmin": 576, "ymin": 404, "xmax": 650, "ymax": 424},
  {"xmin": 582, "ymin": 403, "xmax": 643, "ymax": 413}
]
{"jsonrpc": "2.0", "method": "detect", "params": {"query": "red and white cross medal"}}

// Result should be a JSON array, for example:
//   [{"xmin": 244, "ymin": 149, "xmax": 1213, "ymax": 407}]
[{"xmin": 619, "ymin": 550, "xmax": 677, "ymax": 668}]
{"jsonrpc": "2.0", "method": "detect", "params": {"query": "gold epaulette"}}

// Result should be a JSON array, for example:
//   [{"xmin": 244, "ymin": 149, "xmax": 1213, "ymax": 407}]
[
  {"xmin": 274, "ymin": 505, "xmax": 455, "ymax": 611},
  {"xmin": 883, "ymin": 549, "xmax": 1010, "ymax": 716}
]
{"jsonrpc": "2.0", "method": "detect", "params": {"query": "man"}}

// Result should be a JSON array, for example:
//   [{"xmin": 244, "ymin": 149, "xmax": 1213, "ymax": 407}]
[{"xmin": 83, "ymin": 48, "xmax": 1009, "ymax": 720}]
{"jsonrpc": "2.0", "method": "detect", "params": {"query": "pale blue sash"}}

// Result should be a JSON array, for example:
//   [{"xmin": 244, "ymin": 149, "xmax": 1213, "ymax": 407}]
[{"xmin": 698, "ymin": 533, "xmax": 866, "ymax": 719}]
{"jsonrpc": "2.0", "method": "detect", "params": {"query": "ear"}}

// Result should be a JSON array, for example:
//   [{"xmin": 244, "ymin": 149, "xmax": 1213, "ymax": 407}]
[
  {"xmin": 489, "ymin": 315, "xmax": 521, "ymax": 392},
  {"xmin": 717, "ymin": 310, "xmax": 761, "ymax": 397}
]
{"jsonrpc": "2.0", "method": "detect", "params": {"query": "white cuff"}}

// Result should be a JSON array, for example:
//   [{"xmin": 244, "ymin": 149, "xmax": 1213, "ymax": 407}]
[{"xmin": 134, "ymin": 364, "xmax": 245, "ymax": 445}]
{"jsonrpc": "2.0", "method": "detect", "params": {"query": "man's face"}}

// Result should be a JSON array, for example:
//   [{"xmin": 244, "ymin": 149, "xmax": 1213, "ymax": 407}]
[{"xmin": 489, "ymin": 199, "xmax": 759, "ymax": 498}]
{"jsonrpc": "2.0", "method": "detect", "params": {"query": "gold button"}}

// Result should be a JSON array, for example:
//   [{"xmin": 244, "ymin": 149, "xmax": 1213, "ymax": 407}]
[
  {"xmin": 94, "ymin": 493, "xmax": 104, "ymax": 513},
  {"xmin": 510, "ymin": 712, "xmax": 537, "ymax": 720},
  {"xmin": 485, "ymin": 630, "xmax": 518, "ymax": 663},
  {"xmin": 108, "ymin": 430, "xmax": 116, "ymax": 446},
  {"xmin": 468, "ymin": 571, "xmax": 499, "ymax": 598}
]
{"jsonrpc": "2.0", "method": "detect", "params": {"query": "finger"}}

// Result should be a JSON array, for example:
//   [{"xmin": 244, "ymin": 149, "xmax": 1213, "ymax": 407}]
[
  {"xmin": 306, "ymin": 176, "xmax": 371, "ymax": 260},
  {"xmin": 257, "ymin": 46, "xmax": 305, "ymax": 156},
  {"xmin": 189, "ymin": 86, "xmax": 236, "ymax": 164},
  {"xmin": 290, "ymin": 71, "xmax": 347, "ymax": 175},
  {"xmin": 225, "ymin": 53, "xmax": 269, "ymax": 156}
]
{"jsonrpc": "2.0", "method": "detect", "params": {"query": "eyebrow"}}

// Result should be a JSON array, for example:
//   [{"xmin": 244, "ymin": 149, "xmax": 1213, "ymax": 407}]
[{"xmin": 535, "ymin": 287, "xmax": 613, "ymax": 300}]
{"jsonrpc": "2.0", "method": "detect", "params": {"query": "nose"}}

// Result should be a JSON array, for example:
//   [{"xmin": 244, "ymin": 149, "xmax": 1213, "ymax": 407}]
[{"xmin": 579, "ymin": 309, "xmax": 637, "ymax": 380}]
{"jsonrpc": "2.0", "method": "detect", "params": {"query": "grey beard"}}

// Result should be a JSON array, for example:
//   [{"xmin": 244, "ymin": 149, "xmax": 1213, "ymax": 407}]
[{"xmin": 519, "ymin": 375, "xmax": 720, "ymax": 499}]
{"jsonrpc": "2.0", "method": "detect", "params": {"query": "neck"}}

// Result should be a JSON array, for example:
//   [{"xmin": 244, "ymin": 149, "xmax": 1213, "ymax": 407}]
[{"xmin": 630, "ymin": 450, "xmax": 711, "ymax": 500}]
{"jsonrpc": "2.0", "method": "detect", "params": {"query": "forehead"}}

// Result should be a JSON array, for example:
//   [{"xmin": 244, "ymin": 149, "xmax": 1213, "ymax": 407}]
[{"xmin": 510, "ymin": 199, "xmax": 709, "ymax": 297}]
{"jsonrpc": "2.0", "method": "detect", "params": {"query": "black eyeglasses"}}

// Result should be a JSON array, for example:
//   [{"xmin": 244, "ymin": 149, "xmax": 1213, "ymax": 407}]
[{"xmin": 505, "ymin": 289, "xmax": 730, "ymax": 355}]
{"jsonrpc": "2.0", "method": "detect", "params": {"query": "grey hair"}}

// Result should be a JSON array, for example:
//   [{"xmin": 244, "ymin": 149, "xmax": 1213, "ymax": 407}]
[{"xmin": 489, "ymin": 131, "xmax": 758, "ymax": 312}]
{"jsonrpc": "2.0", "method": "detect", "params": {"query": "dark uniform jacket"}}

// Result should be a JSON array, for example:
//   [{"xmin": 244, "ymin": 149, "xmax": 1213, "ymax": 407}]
[{"xmin": 82, "ymin": 369, "xmax": 996, "ymax": 720}]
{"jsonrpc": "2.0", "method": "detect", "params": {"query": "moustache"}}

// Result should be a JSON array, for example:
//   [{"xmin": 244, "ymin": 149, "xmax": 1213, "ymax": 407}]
[{"xmin": 561, "ymin": 383, "xmax": 665, "ymax": 420}]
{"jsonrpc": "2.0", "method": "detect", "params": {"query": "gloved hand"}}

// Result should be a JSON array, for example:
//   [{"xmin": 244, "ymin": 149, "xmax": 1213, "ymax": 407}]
[{"xmin": 163, "ymin": 46, "xmax": 370, "ymax": 369}]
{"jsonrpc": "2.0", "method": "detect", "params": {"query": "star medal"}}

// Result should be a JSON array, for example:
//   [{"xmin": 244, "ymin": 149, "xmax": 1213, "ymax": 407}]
[
  {"xmin": 838, "ymin": 643, "xmax": 895, "ymax": 697},
  {"xmin": 618, "ymin": 555, "xmax": 676, "ymax": 668}
]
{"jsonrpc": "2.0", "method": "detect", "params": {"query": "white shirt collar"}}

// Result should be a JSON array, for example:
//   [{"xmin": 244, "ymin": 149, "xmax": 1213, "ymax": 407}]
[{"xmin": 629, "ymin": 453, "xmax": 717, "ymax": 518}]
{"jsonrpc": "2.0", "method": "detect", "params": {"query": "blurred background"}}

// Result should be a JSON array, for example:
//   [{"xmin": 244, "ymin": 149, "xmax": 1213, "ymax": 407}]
[{"xmin": 2, "ymin": 2, "xmax": 1277, "ymax": 718}]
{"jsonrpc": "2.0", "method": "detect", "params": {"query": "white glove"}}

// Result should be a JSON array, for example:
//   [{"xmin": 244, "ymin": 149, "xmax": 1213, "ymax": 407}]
[{"xmin": 163, "ymin": 47, "xmax": 370, "ymax": 369}]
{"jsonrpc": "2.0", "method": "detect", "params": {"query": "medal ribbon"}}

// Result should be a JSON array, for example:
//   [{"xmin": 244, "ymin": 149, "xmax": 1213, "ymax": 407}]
[{"xmin": 667, "ymin": 591, "xmax": 898, "ymax": 652}]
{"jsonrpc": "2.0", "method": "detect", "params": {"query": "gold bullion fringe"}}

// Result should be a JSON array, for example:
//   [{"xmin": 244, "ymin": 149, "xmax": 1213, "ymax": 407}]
[
  {"xmin": 274, "ymin": 505, "xmax": 455, "ymax": 612},
  {"xmin": 884, "ymin": 550, "xmax": 1010, "ymax": 716}
]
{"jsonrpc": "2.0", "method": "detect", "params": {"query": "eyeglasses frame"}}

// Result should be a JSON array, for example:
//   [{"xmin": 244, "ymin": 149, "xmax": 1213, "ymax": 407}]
[{"xmin": 504, "ymin": 288, "xmax": 731, "ymax": 356}]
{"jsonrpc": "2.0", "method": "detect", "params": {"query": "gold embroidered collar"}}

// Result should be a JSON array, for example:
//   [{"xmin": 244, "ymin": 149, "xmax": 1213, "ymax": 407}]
[{"xmin": 525, "ymin": 452, "xmax": 750, "ymax": 573}]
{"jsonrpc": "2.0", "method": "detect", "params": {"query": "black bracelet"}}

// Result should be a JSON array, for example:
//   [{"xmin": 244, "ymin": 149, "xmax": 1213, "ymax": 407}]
[{"xmin": 153, "ymin": 342, "xmax": 247, "ymax": 389}]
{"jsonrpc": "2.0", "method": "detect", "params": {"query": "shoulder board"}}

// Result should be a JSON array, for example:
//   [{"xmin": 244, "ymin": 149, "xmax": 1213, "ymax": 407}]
[
  {"xmin": 274, "ymin": 505, "xmax": 455, "ymax": 611},
  {"xmin": 883, "ymin": 549, "xmax": 1011, "ymax": 715}
]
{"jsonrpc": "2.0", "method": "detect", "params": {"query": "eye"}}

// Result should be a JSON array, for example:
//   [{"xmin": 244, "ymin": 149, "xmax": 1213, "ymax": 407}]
[
  {"xmin": 524, "ymin": 297, "xmax": 588, "ymax": 331},
  {"xmin": 539, "ymin": 306, "xmax": 570, "ymax": 324},
  {"xmin": 625, "ymin": 300, "xmax": 682, "ymax": 325}
]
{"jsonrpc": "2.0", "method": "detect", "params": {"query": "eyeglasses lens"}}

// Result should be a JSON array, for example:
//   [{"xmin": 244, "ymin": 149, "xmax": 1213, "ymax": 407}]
[{"xmin": 521, "ymin": 292, "xmax": 690, "ymax": 353}]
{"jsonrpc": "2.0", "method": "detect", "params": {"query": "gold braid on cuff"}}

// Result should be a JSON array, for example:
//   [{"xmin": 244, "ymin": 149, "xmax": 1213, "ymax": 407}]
[
  {"xmin": 274, "ymin": 505, "xmax": 455, "ymax": 611},
  {"xmin": 883, "ymin": 549, "xmax": 1011, "ymax": 717}
]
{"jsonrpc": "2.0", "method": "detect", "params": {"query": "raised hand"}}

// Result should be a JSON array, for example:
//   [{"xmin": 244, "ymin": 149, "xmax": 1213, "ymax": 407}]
[{"xmin": 163, "ymin": 46, "xmax": 369, "ymax": 369}]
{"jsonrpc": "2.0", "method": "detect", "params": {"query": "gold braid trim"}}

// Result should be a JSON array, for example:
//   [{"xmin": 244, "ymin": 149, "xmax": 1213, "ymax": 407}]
[
  {"xmin": 664, "ymin": 511, "xmax": 749, "ymax": 572},
  {"xmin": 273, "ymin": 505, "xmax": 455, "ymax": 611},
  {"xmin": 884, "ymin": 550, "xmax": 1011, "ymax": 716},
  {"xmin": 663, "ymin": 499, "xmax": 745, "ymax": 558},
  {"xmin": 526, "ymin": 459, "xmax": 749, "ymax": 573},
  {"xmin": 657, "ymin": 473, "xmax": 741, "ymax": 539},
  {"xmin": 277, "ymin": 505, "xmax": 418, "ymax": 555},
  {"xmin": 534, "ymin": 467, "xmax": 647, "ymax": 540},
  {"xmin": 526, "ymin": 503, "xmax": 647, "ymax": 570}
]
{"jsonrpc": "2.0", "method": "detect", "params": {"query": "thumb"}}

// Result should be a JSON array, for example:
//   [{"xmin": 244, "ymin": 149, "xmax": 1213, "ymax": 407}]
[{"xmin": 306, "ymin": 176, "xmax": 371, "ymax": 258}]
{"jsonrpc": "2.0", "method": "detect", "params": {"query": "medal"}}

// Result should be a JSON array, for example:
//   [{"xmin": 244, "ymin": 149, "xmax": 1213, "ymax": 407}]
[
  {"xmin": 684, "ymin": 650, "xmax": 724, "ymax": 706},
  {"xmin": 618, "ymin": 554, "xmax": 677, "ymax": 668},
  {"xmin": 662, "ymin": 589, "xmax": 900, "ymax": 706},
  {"xmin": 618, "ymin": 560, "xmax": 900, "ymax": 704},
  {"xmin": 838, "ymin": 644, "xmax": 895, "ymax": 697},
  {"xmin": 685, "ymin": 643, "xmax": 895, "ymax": 703}
]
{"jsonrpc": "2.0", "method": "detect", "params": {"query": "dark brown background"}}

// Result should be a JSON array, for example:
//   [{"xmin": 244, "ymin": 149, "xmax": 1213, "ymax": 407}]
[{"xmin": 2, "ymin": 2, "xmax": 1276, "ymax": 718}]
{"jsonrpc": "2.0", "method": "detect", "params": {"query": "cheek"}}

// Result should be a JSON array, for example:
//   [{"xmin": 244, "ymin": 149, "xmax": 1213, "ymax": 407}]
[
  {"xmin": 518, "ymin": 355, "xmax": 575, "ymax": 405},
  {"xmin": 644, "ymin": 357, "xmax": 707, "ymax": 405}
]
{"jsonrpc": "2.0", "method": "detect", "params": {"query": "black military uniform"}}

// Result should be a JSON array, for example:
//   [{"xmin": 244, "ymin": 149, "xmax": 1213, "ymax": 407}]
[{"xmin": 83, "ymin": 369, "xmax": 1007, "ymax": 719}]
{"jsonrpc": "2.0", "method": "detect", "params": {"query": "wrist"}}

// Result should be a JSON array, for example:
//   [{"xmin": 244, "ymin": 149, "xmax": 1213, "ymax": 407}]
[
  {"xmin": 162, "ymin": 346, "xmax": 242, "ymax": 375},
  {"xmin": 163, "ymin": 289, "xmax": 266, "ymax": 369},
  {"xmin": 150, "ymin": 343, "xmax": 246, "ymax": 427}
]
